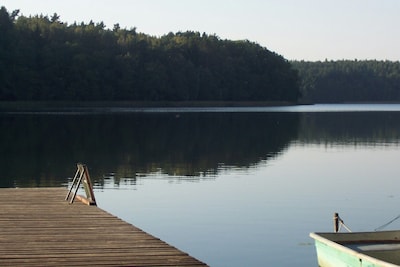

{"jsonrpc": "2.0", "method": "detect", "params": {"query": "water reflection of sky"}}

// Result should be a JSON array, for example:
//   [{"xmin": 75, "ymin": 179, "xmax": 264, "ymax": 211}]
[
  {"xmin": 92, "ymin": 141, "xmax": 400, "ymax": 267},
  {"xmin": 65, "ymin": 133, "xmax": 400, "ymax": 266}
]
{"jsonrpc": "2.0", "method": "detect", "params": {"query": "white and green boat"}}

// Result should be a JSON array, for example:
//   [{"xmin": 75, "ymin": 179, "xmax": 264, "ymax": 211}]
[{"xmin": 311, "ymin": 226, "xmax": 400, "ymax": 267}]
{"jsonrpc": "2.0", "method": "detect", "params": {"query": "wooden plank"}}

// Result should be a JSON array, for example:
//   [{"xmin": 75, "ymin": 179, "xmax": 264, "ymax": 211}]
[{"xmin": 0, "ymin": 188, "xmax": 208, "ymax": 267}]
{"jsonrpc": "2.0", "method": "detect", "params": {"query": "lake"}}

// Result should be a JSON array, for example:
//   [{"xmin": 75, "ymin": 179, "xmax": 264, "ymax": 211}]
[{"xmin": 1, "ymin": 103, "xmax": 400, "ymax": 266}]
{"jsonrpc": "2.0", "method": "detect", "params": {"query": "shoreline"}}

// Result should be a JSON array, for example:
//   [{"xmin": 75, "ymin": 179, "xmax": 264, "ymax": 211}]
[
  {"xmin": 0, "ymin": 101, "xmax": 297, "ymax": 111},
  {"xmin": 2, "ymin": 101, "xmax": 400, "ymax": 112}
]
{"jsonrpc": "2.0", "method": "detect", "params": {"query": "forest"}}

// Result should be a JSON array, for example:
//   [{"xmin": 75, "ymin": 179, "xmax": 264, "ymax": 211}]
[
  {"xmin": 0, "ymin": 6, "xmax": 300, "ymax": 102},
  {"xmin": 2, "ymin": 6, "xmax": 400, "ymax": 104},
  {"xmin": 293, "ymin": 60, "xmax": 400, "ymax": 103}
]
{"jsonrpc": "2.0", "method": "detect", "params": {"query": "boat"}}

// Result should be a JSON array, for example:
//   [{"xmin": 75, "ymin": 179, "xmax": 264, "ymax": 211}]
[
  {"xmin": 310, "ymin": 213, "xmax": 400, "ymax": 267},
  {"xmin": 310, "ymin": 231, "xmax": 400, "ymax": 267}
]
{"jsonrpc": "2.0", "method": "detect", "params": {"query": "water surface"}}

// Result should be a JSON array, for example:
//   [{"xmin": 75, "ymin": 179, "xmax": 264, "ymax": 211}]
[{"xmin": 1, "ymin": 104, "xmax": 400, "ymax": 266}]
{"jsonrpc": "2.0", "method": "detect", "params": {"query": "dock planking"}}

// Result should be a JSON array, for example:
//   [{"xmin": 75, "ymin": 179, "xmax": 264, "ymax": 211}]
[{"xmin": 0, "ymin": 188, "xmax": 208, "ymax": 267}]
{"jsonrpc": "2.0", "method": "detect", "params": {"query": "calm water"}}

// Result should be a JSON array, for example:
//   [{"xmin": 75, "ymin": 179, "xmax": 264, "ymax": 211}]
[{"xmin": 2, "ymin": 104, "xmax": 400, "ymax": 266}]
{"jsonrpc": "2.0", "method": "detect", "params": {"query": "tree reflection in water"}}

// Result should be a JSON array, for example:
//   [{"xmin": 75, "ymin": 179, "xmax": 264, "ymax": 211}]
[
  {"xmin": 0, "ymin": 112, "xmax": 299, "ymax": 187},
  {"xmin": 2, "ymin": 108, "xmax": 400, "ymax": 188}
]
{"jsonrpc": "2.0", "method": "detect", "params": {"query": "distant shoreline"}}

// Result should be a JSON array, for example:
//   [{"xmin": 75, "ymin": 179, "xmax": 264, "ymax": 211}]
[
  {"xmin": 2, "ymin": 101, "xmax": 400, "ymax": 112},
  {"xmin": 0, "ymin": 101, "xmax": 297, "ymax": 111}
]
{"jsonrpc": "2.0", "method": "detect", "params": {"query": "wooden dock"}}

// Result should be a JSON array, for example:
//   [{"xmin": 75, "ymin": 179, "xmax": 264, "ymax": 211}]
[{"xmin": 0, "ymin": 188, "xmax": 208, "ymax": 266}]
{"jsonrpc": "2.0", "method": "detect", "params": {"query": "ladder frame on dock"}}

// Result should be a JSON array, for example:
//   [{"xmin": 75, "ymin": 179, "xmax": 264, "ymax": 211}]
[{"xmin": 65, "ymin": 163, "xmax": 97, "ymax": 206}]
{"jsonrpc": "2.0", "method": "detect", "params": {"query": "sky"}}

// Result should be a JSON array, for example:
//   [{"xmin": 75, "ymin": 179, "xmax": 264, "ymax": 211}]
[{"xmin": 2, "ymin": 0, "xmax": 400, "ymax": 61}]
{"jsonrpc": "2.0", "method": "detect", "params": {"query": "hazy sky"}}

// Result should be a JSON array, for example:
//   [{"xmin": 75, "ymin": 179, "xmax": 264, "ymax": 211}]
[{"xmin": 2, "ymin": 0, "xmax": 400, "ymax": 61}]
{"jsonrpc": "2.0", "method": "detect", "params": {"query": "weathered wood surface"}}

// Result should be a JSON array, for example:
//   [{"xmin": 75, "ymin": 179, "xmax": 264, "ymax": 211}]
[{"xmin": 0, "ymin": 188, "xmax": 208, "ymax": 266}]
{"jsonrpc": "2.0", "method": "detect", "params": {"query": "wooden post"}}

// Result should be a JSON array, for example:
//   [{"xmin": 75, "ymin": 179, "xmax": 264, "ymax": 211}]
[
  {"xmin": 81, "ymin": 164, "xmax": 96, "ymax": 205},
  {"xmin": 65, "ymin": 167, "xmax": 80, "ymax": 201},
  {"xmin": 70, "ymin": 165, "xmax": 85, "ymax": 204},
  {"xmin": 334, "ymin": 213, "xmax": 339, "ymax": 233}
]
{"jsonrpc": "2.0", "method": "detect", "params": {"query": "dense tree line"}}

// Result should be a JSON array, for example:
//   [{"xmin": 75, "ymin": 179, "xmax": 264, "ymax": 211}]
[
  {"xmin": 0, "ymin": 7, "xmax": 300, "ymax": 102},
  {"xmin": 292, "ymin": 60, "xmax": 400, "ymax": 103}
]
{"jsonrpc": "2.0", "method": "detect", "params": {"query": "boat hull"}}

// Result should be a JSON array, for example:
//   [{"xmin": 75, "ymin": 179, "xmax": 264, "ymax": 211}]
[{"xmin": 310, "ymin": 231, "xmax": 400, "ymax": 267}]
